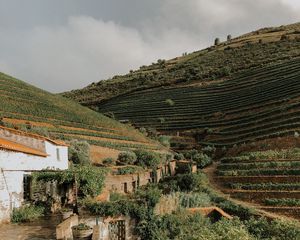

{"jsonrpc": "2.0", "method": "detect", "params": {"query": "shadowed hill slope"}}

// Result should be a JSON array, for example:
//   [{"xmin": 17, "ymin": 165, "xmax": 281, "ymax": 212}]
[{"xmin": 0, "ymin": 72, "xmax": 165, "ymax": 160}]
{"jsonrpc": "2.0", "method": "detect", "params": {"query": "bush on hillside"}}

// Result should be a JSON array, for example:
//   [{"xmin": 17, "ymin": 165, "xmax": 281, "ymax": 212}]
[
  {"xmin": 134, "ymin": 150, "xmax": 161, "ymax": 168},
  {"xmin": 117, "ymin": 151, "xmax": 137, "ymax": 165},
  {"xmin": 68, "ymin": 139, "xmax": 90, "ymax": 165},
  {"xmin": 102, "ymin": 157, "xmax": 115, "ymax": 166},
  {"xmin": 193, "ymin": 153, "xmax": 212, "ymax": 168},
  {"xmin": 174, "ymin": 153, "xmax": 184, "ymax": 160},
  {"xmin": 158, "ymin": 135, "xmax": 171, "ymax": 148}
]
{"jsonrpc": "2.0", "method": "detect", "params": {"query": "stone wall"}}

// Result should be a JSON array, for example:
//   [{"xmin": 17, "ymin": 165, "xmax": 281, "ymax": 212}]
[
  {"xmin": 104, "ymin": 161, "xmax": 177, "ymax": 195},
  {"xmin": 56, "ymin": 214, "xmax": 79, "ymax": 240}
]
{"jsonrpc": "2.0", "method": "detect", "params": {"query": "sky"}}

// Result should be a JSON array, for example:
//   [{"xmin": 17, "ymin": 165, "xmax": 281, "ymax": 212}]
[{"xmin": 0, "ymin": 0, "xmax": 299, "ymax": 93}]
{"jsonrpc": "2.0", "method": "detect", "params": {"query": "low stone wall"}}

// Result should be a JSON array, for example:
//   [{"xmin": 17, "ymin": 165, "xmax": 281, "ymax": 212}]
[{"xmin": 56, "ymin": 214, "xmax": 78, "ymax": 240}]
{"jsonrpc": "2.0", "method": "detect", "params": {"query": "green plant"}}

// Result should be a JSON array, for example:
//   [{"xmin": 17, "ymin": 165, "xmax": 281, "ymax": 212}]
[
  {"xmin": 158, "ymin": 135, "xmax": 171, "ymax": 148},
  {"xmin": 11, "ymin": 205, "xmax": 45, "ymax": 223},
  {"xmin": 179, "ymin": 192, "xmax": 211, "ymax": 208},
  {"xmin": 117, "ymin": 151, "xmax": 137, "ymax": 165},
  {"xmin": 68, "ymin": 139, "xmax": 90, "ymax": 165},
  {"xmin": 134, "ymin": 150, "xmax": 161, "ymax": 168},
  {"xmin": 103, "ymin": 157, "xmax": 115, "ymax": 165},
  {"xmin": 165, "ymin": 99, "xmax": 175, "ymax": 106},
  {"xmin": 72, "ymin": 223, "xmax": 92, "ymax": 230},
  {"xmin": 33, "ymin": 165, "xmax": 107, "ymax": 198},
  {"xmin": 174, "ymin": 153, "xmax": 184, "ymax": 160}
]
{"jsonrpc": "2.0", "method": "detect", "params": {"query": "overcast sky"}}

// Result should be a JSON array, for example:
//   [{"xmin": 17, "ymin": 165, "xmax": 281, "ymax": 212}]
[{"xmin": 0, "ymin": 0, "xmax": 299, "ymax": 93}]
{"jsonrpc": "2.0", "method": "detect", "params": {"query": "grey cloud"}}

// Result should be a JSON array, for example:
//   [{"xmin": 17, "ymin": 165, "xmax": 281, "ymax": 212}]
[{"xmin": 0, "ymin": 0, "xmax": 299, "ymax": 92}]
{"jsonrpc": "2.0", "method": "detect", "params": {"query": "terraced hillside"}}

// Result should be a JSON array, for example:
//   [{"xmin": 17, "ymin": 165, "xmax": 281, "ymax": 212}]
[
  {"xmin": 63, "ymin": 22, "xmax": 300, "ymax": 106},
  {"xmin": 97, "ymin": 57, "xmax": 300, "ymax": 146},
  {"xmin": 215, "ymin": 149, "xmax": 300, "ymax": 219},
  {"xmin": 0, "ymin": 72, "xmax": 165, "ymax": 162}
]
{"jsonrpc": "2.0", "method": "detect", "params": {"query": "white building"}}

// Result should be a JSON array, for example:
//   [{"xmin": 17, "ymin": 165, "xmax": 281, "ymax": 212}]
[{"xmin": 0, "ymin": 126, "xmax": 68, "ymax": 223}]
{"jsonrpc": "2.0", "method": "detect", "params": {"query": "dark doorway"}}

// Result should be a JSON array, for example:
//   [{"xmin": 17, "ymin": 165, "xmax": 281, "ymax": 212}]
[{"xmin": 23, "ymin": 174, "xmax": 32, "ymax": 201}]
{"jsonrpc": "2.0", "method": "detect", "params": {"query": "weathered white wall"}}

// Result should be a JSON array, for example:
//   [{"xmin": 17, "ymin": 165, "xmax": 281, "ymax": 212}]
[
  {"xmin": 0, "ymin": 141, "xmax": 68, "ymax": 223},
  {"xmin": 0, "ymin": 171, "xmax": 24, "ymax": 223}
]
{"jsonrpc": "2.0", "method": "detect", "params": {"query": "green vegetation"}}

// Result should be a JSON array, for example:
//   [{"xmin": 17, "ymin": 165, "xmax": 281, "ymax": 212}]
[
  {"xmin": 116, "ymin": 166, "xmax": 143, "ymax": 175},
  {"xmin": 11, "ymin": 205, "xmax": 45, "ymax": 223},
  {"xmin": 117, "ymin": 151, "xmax": 137, "ymax": 165},
  {"xmin": 33, "ymin": 165, "xmax": 107, "ymax": 198},
  {"xmin": 63, "ymin": 23, "xmax": 300, "ymax": 107},
  {"xmin": 134, "ymin": 149, "xmax": 161, "ymax": 168},
  {"xmin": 0, "ymin": 72, "xmax": 163, "ymax": 152},
  {"xmin": 68, "ymin": 139, "xmax": 90, "ymax": 165},
  {"xmin": 218, "ymin": 148, "xmax": 300, "ymax": 218},
  {"xmin": 264, "ymin": 198, "xmax": 300, "ymax": 207}
]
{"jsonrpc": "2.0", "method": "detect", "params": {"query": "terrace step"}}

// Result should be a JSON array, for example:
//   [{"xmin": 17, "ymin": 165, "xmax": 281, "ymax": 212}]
[
  {"xmin": 227, "ymin": 190, "xmax": 300, "ymax": 203},
  {"xmin": 216, "ymin": 175, "xmax": 300, "ymax": 184},
  {"xmin": 259, "ymin": 206, "xmax": 300, "ymax": 219}
]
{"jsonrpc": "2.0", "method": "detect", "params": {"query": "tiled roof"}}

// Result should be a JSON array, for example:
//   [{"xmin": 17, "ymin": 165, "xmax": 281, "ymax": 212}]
[
  {"xmin": 0, "ymin": 126, "xmax": 68, "ymax": 146},
  {"xmin": 0, "ymin": 138, "xmax": 48, "ymax": 157}
]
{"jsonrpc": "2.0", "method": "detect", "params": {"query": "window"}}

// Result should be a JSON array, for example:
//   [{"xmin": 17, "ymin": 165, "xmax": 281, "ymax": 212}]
[{"xmin": 56, "ymin": 148, "xmax": 60, "ymax": 161}]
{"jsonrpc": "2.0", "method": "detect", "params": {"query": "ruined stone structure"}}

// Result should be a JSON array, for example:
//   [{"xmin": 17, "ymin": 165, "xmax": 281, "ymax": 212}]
[
  {"xmin": 0, "ymin": 126, "xmax": 68, "ymax": 223},
  {"xmin": 103, "ymin": 161, "xmax": 177, "ymax": 195}
]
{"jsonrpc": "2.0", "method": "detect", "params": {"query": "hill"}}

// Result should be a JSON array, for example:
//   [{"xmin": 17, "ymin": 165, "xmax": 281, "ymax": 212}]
[
  {"xmin": 62, "ymin": 22, "xmax": 300, "ymax": 106},
  {"xmin": 62, "ymin": 22, "xmax": 300, "ymax": 147},
  {"xmin": 0, "ymin": 72, "xmax": 166, "ymax": 163}
]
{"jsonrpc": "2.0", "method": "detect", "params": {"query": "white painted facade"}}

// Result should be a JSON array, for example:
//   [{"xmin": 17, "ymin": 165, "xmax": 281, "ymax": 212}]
[{"xmin": 0, "ymin": 129, "xmax": 68, "ymax": 223}]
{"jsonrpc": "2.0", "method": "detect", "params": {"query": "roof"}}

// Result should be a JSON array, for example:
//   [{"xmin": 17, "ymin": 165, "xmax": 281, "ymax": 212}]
[
  {"xmin": 0, "ymin": 126, "xmax": 68, "ymax": 146},
  {"xmin": 0, "ymin": 138, "xmax": 48, "ymax": 157},
  {"xmin": 187, "ymin": 207, "xmax": 232, "ymax": 219}
]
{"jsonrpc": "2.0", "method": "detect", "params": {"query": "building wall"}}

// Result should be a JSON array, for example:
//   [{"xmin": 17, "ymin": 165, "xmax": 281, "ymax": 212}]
[
  {"xmin": 0, "ymin": 142, "xmax": 68, "ymax": 171},
  {"xmin": 0, "ymin": 141, "xmax": 68, "ymax": 223},
  {"xmin": 0, "ymin": 128, "xmax": 45, "ymax": 152},
  {"xmin": 0, "ymin": 171, "xmax": 24, "ymax": 223}
]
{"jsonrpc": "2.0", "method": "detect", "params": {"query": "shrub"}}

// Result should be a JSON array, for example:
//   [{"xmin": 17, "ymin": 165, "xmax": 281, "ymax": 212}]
[
  {"xmin": 175, "ymin": 172, "xmax": 208, "ymax": 192},
  {"xmin": 193, "ymin": 153, "xmax": 212, "ymax": 168},
  {"xmin": 174, "ymin": 153, "xmax": 184, "ymax": 160},
  {"xmin": 68, "ymin": 139, "xmax": 90, "ymax": 165},
  {"xmin": 227, "ymin": 34, "xmax": 232, "ymax": 41},
  {"xmin": 117, "ymin": 151, "xmax": 137, "ymax": 165},
  {"xmin": 245, "ymin": 217, "xmax": 300, "ymax": 240},
  {"xmin": 158, "ymin": 135, "xmax": 171, "ymax": 148},
  {"xmin": 134, "ymin": 150, "xmax": 161, "ymax": 168},
  {"xmin": 117, "ymin": 166, "xmax": 142, "ymax": 175},
  {"xmin": 165, "ymin": 99, "xmax": 175, "ymax": 106},
  {"xmin": 11, "ymin": 205, "xmax": 45, "ymax": 223},
  {"xmin": 102, "ymin": 158, "xmax": 115, "ymax": 166},
  {"xmin": 179, "ymin": 192, "xmax": 211, "ymax": 208}
]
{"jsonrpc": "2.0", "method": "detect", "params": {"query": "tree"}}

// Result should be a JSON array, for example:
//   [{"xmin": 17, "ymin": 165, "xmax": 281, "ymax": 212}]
[
  {"xmin": 214, "ymin": 38, "xmax": 220, "ymax": 45},
  {"xmin": 227, "ymin": 34, "xmax": 232, "ymax": 41}
]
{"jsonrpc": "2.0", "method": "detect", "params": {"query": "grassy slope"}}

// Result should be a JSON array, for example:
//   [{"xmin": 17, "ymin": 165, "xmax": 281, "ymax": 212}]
[
  {"xmin": 0, "ymin": 72, "xmax": 165, "ymax": 157},
  {"xmin": 62, "ymin": 22, "xmax": 300, "ymax": 146},
  {"xmin": 62, "ymin": 22, "xmax": 300, "ymax": 106}
]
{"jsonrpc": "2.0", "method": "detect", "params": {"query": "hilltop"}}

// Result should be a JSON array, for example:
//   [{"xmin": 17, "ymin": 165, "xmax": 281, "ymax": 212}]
[
  {"xmin": 0, "ymin": 72, "xmax": 166, "ymax": 162},
  {"xmin": 62, "ymin": 22, "xmax": 300, "ymax": 147}
]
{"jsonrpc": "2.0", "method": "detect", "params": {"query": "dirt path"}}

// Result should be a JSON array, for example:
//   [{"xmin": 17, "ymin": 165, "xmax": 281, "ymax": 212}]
[{"xmin": 203, "ymin": 162, "xmax": 296, "ymax": 221}]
